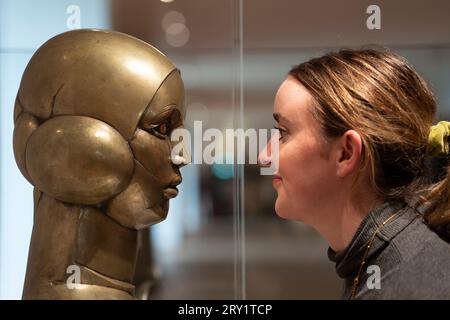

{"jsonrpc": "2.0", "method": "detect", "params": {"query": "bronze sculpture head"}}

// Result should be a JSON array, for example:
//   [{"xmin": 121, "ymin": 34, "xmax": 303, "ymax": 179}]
[{"xmin": 13, "ymin": 29, "xmax": 188, "ymax": 299}]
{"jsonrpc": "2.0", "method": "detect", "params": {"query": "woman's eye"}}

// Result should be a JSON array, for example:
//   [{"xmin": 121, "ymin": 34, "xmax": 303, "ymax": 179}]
[{"xmin": 274, "ymin": 125, "xmax": 287, "ymax": 140}]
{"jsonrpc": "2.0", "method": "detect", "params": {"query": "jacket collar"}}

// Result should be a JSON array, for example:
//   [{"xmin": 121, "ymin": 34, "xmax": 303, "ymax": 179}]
[{"xmin": 327, "ymin": 198, "xmax": 422, "ymax": 279}]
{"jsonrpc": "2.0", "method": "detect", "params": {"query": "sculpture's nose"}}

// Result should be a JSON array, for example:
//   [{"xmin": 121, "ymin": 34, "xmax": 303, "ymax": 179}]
[
  {"xmin": 170, "ymin": 131, "xmax": 191, "ymax": 167},
  {"xmin": 171, "ymin": 154, "xmax": 190, "ymax": 167}
]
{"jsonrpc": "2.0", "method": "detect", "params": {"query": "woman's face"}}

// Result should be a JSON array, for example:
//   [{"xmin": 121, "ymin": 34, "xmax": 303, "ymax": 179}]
[{"xmin": 265, "ymin": 76, "xmax": 340, "ymax": 224}]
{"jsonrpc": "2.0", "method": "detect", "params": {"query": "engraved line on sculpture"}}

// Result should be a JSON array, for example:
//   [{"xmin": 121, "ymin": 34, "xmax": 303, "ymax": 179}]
[
  {"xmin": 68, "ymin": 263, "xmax": 134, "ymax": 292},
  {"xmin": 144, "ymin": 68, "xmax": 185, "ymax": 117},
  {"xmin": 16, "ymin": 83, "xmax": 64, "ymax": 178},
  {"xmin": 75, "ymin": 264, "xmax": 135, "ymax": 293},
  {"xmin": 49, "ymin": 83, "xmax": 65, "ymax": 119},
  {"xmin": 14, "ymin": 96, "xmax": 25, "ymax": 123},
  {"xmin": 33, "ymin": 189, "xmax": 43, "ymax": 222},
  {"xmin": 57, "ymin": 264, "xmax": 134, "ymax": 293}
]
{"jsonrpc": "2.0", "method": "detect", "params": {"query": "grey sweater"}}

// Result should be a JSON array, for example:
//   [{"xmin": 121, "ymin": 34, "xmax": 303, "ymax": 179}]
[{"xmin": 328, "ymin": 198, "xmax": 450, "ymax": 299}]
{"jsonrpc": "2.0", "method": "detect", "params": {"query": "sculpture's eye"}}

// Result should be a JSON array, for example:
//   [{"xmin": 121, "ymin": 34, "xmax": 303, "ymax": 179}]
[
  {"xmin": 149, "ymin": 122, "xmax": 170, "ymax": 138},
  {"xmin": 141, "ymin": 107, "xmax": 182, "ymax": 139},
  {"xmin": 155, "ymin": 122, "xmax": 168, "ymax": 135}
]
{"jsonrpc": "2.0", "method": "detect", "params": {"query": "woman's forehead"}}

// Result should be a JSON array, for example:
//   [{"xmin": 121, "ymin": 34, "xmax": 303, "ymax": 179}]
[{"xmin": 274, "ymin": 77, "xmax": 315, "ymax": 123}]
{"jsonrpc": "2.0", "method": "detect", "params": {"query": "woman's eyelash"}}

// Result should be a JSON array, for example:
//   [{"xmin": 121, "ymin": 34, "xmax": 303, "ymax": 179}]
[{"xmin": 273, "ymin": 125, "xmax": 287, "ymax": 140}]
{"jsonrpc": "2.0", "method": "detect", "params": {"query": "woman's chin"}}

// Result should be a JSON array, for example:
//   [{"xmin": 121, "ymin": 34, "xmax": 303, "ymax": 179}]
[
  {"xmin": 275, "ymin": 198, "xmax": 306, "ymax": 222},
  {"xmin": 274, "ymin": 199, "xmax": 291, "ymax": 220}
]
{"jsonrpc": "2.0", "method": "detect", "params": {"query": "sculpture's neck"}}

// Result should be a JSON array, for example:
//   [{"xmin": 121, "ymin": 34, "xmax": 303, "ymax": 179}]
[{"xmin": 22, "ymin": 191, "xmax": 138, "ymax": 299}]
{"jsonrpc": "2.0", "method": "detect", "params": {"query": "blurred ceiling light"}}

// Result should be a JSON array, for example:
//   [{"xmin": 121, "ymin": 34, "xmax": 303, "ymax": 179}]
[
  {"xmin": 161, "ymin": 10, "xmax": 186, "ymax": 31},
  {"xmin": 166, "ymin": 22, "xmax": 185, "ymax": 35},
  {"xmin": 166, "ymin": 23, "xmax": 190, "ymax": 47},
  {"xmin": 160, "ymin": 0, "xmax": 175, "ymax": 3}
]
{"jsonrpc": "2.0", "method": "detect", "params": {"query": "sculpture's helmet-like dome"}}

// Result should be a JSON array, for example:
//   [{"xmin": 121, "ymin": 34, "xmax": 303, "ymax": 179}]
[{"xmin": 13, "ymin": 29, "xmax": 185, "ymax": 228}]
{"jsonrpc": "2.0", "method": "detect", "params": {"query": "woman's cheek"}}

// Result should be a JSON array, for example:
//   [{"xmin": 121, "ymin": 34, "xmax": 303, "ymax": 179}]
[{"xmin": 279, "ymin": 143, "xmax": 304, "ymax": 177}]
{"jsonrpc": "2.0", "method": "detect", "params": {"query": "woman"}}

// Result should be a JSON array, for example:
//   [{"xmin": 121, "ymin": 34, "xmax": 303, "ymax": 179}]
[{"xmin": 259, "ymin": 49, "xmax": 450, "ymax": 299}]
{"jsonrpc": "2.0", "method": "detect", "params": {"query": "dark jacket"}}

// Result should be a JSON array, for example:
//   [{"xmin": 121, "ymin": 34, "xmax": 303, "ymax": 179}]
[{"xmin": 328, "ymin": 198, "xmax": 450, "ymax": 299}]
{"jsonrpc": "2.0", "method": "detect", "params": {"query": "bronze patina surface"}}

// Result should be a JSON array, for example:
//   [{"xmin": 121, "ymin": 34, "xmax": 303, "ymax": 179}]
[{"xmin": 13, "ymin": 29, "xmax": 188, "ymax": 299}]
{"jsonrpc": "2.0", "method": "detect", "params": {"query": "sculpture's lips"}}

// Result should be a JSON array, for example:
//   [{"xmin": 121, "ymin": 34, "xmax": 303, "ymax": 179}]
[
  {"xmin": 163, "ymin": 186, "xmax": 179, "ymax": 199},
  {"xmin": 163, "ymin": 176, "xmax": 182, "ymax": 199}
]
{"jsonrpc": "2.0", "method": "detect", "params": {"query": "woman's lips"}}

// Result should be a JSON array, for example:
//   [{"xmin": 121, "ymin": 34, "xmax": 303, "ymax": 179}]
[{"xmin": 272, "ymin": 175, "xmax": 282, "ymax": 187}]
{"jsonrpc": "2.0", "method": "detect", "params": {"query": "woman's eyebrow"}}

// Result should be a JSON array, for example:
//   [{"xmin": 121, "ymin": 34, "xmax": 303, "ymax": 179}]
[{"xmin": 273, "ymin": 113, "xmax": 290, "ymax": 124}]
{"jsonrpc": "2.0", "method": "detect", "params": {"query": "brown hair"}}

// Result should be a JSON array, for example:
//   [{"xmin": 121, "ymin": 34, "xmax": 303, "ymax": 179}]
[{"xmin": 289, "ymin": 48, "xmax": 450, "ymax": 239}]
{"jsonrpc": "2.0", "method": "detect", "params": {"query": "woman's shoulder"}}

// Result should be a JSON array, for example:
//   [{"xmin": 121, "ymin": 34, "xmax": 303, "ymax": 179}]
[
  {"xmin": 391, "ymin": 208, "xmax": 450, "ymax": 263},
  {"xmin": 361, "ymin": 241, "xmax": 450, "ymax": 299},
  {"xmin": 356, "ymin": 242, "xmax": 450, "ymax": 299},
  {"xmin": 359, "ymin": 215, "xmax": 450, "ymax": 299},
  {"xmin": 355, "ymin": 204, "xmax": 450, "ymax": 299}
]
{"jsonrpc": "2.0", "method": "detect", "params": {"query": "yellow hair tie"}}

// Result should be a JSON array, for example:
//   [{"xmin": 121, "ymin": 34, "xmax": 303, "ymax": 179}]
[{"xmin": 427, "ymin": 121, "xmax": 450, "ymax": 157}]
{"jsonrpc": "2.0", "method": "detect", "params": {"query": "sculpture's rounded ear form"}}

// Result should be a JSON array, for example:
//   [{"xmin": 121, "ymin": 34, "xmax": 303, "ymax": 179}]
[
  {"xmin": 13, "ymin": 112, "xmax": 39, "ymax": 183},
  {"xmin": 25, "ymin": 116, "xmax": 134, "ymax": 205}
]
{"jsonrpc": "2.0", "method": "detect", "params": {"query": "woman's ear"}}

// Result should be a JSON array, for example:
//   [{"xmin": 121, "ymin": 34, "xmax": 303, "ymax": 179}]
[{"xmin": 335, "ymin": 130, "xmax": 363, "ymax": 178}]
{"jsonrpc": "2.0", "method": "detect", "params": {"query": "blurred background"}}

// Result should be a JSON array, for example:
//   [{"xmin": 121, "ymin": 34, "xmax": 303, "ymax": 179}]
[{"xmin": 1, "ymin": 0, "xmax": 449, "ymax": 299}]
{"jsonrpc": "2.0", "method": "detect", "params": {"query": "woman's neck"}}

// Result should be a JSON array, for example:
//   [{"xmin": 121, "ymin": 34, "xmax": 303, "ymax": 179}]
[{"xmin": 315, "ymin": 192, "xmax": 386, "ymax": 253}]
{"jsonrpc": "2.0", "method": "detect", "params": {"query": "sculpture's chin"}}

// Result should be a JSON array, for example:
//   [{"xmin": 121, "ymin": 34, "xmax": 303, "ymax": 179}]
[
  {"xmin": 133, "ymin": 202, "xmax": 169, "ymax": 229},
  {"xmin": 104, "ymin": 197, "xmax": 169, "ymax": 230}
]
